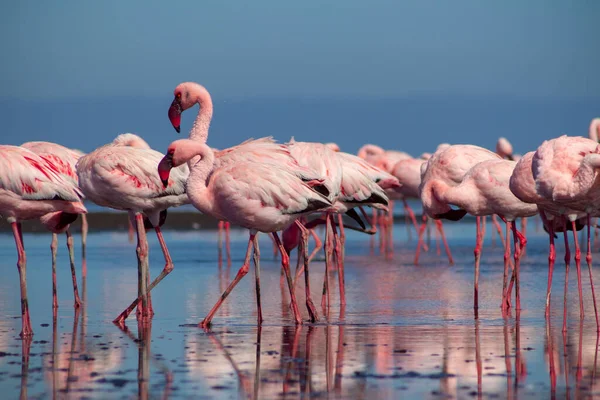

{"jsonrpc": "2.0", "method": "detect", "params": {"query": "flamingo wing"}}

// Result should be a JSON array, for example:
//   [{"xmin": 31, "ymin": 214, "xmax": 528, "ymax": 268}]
[{"xmin": 0, "ymin": 145, "xmax": 82, "ymax": 201}]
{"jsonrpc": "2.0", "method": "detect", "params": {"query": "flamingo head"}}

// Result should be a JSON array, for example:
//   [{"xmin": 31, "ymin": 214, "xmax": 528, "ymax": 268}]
[
  {"xmin": 158, "ymin": 146, "xmax": 176, "ymax": 187},
  {"xmin": 169, "ymin": 82, "xmax": 212, "ymax": 134},
  {"xmin": 168, "ymin": 92, "xmax": 183, "ymax": 133}
]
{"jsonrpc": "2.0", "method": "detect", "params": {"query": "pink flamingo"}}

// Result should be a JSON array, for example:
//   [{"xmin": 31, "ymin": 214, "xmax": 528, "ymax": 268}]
[
  {"xmin": 288, "ymin": 148, "xmax": 397, "ymax": 306},
  {"xmin": 509, "ymin": 151, "xmax": 588, "ymax": 329},
  {"xmin": 111, "ymin": 133, "xmax": 153, "ymax": 243},
  {"xmin": 357, "ymin": 144, "xmax": 412, "ymax": 251},
  {"xmin": 419, "ymin": 145, "xmax": 501, "ymax": 309},
  {"xmin": 431, "ymin": 159, "xmax": 538, "ymax": 312},
  {"xmin": 0, "ymin": 145, "xmax": 87, "ymax": 337},
  {"xmin": 531, "ymin": 135, "xmax": 600, "ymax": 331},
  {"xmin": 20, "ymin": 141, "xmax": 86, "ymax": 310},
  {"xmin": 158, "ymin": 139, "xmax": 332, "ymax": 326},
  {"xmin": 76, "ymin": 134, "xmax": 189, "ymax": 324},
  {"xmin": 286, "ymin": 139, "xmax": 346, "ymax": 305},
  {"xmin": 391, "ymin": 158, "xmax": 454, "ymax": 264}
]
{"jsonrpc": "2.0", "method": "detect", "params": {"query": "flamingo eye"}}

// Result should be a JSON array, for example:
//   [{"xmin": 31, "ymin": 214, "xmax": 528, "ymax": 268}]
[{"xmin": 176, "ymin": 93, "xmax": 181, "ymax": 99}]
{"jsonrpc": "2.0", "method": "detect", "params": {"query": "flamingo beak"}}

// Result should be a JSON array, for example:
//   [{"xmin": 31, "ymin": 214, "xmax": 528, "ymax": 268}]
[
  {"xmin": 168, "ymin": 97, "xmax": 182, "ymax": 133},
  {"xmin": 158, "ymin": 153, "xmax": 173, "ymax": 188}
]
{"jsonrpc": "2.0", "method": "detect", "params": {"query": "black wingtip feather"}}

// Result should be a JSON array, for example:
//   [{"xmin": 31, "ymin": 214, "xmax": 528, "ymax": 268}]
[{"xmin": 345, "ymin": 208, "xmax": 366, "ymax": 230}]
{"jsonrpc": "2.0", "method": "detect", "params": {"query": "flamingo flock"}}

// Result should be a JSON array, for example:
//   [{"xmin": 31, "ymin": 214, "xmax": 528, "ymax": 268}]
[{"xmin": 2, "ymin": 82, "xmax": 599, "ymax": 338}]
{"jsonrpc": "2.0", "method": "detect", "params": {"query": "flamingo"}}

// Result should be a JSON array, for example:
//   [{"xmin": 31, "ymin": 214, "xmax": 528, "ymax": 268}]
[
  {"xmin": 391, "ymin": 158, "xmax": 454, "ymax": 265},
  {"xmin": 531, "ymin": 135, "xmax": 600, "ymax": 331},
  {"xmin": 158, "ymin": 139, "xmax": 332, "ymax": 326},
  {"xmin": 20, "ymin": 141, "xmax": 86, "ymax": 310},
  {"xmin": 76, "ymin": 134, "xmax": 189, "ymax": 324},
  {"xmin": 357, "ymin": 144, "xmax": 413, "ymax": 251},
  {"xmin": 419, "ymin": 144, "xmax": 501, "ymax": 309},
  {"xmin": 0, "ymin": 145, "xmax": 87, "ymax": 337},
  {"xmin": 287, "ymin": 147, "xmax": 397, "ymax": 306},
  {"xmin": 286, "ymin": 139, "xmax": 345, "ymax": 305},
  {"xmin": 509, "ymin": 151, "xmax": 588, "ymax": 330},
  {"xmin": 432, "ymin": 159, "xmax": 538, "ymax": 312}
]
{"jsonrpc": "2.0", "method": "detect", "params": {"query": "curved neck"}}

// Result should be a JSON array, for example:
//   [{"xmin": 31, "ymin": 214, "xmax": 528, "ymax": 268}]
[
  {"xmin": 573, "ymin": 153, "xmax": 600, "ymax": 190},
  {"xmin": 590, "ymin": 119, "xmax": 600, "ymax": 143},
  {"xmin": 186, "ymin": 144, "xmax": 217, "ymax": 215},
  {"xmin": 189, "ymin": 93, "xmax": 213, "ymax": 143}
]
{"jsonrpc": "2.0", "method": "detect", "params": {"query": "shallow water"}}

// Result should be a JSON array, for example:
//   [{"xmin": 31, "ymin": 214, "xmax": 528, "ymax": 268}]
[{"xmin": 0, "ymin": 221, "xmax": 599, "ymax": 399}]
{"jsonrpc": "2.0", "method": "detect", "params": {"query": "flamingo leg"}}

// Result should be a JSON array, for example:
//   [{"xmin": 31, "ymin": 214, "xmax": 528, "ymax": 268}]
[
  {"xmin": 501, "ymin": 220, "xmax": 511, "ymax": 313},
  {"xmin": 331, "ymin": 220, "xmax": 346, "ymax": 306},
  {"xmin": 225, "ymin": 221, "xmax": 231, "ymax": 267},
  {"xmin": 585, "ymin": 215, "xmax": 600, "ymax": 332},
  {"xmin": 199, "ymin": 235, "xmax": 254, "ymax": 328},
  {"xmin": 113, "ymin": 225, "xmax": 175, "ymax": 325},
  {"xmin": 521, "ymin": 217, "xmax": 528, "ymax": 257},
  {"xmin": 51, "ymin": 233, "xmax": 58, "ymax": 311},
  {"xmin": 296, "ymin": 220, "xmax": 319, "ymax": 322},
  {"xmin": 570, "ymin": 220, "xmax": 585, "ymax": 320},
  {"xmin": 492, "ymin": 215, "xmax": 504, "ymax": 247},
  {"xmin": 12, "ymin": 222, "xmax": 33, "ymax": 337},
  {"xmin": 435, "ymin": 220, "xmax": 454, "ymax": 265},
  {"xmin": 491, "ymin": 214, "xmax": 497, "ymax": 246},
  {"xmin": 545, "ymin": 221, "xmax": 556, "ymax": 319},
  {"xmin": 217, "ymin": 220, "xmax": 224, "ymax": 265},
  {"xmin": 80, "ymin": 214, "xmax": 88, "ymax": 279},
  {"xmin": 336, "ymin": 213, "xmax": 346, "ymax": 264},
  {"xmin": 321, "ymin": 214, "xmax": 333, "ymax": 309},
  {"xmin": 307, "ymin": 228, "xmax": 323, "ymax": 263},
  {"xmin": 563, "ymin": 219, "xmax": 571, "ymax": 333},
  {"xmin": 370, "ymin": 208, "xmax": 377, "ymax": 253},
  {"xmin": 402, "ymin": 199, "xmax": 419, "ymax": 235},
  {"xmin": 65, "ymin": 230, "xmax": 82, "ymax": 309},
  {"xmin": 272, "ymin": 232, "xmax": 303, "ymax": 324},
  {"xmin": 359, "ymin": 206, "xmax": 377, "ymax": 234},
  {"xmin": 511, "ymin": 221, "xmax": 526, "ymax": 311},
  {"xmin": 133, "ymin": 213, "xmax": 150, "ymax": 320},
  {"xmin": 474, "ymin": 216, "xmax": 482, "ymax": 312},
  {"xmin": 252, "ymin": 235, "xmax": 263, "ymax": 325},
  {"xmin": 414, "ymin": 215, "xmax": 428, "ymax": 265}
]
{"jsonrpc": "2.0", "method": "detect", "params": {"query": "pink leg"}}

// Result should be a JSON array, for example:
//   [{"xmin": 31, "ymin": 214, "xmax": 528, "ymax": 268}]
[
  {"xmin": 474, "ymin": 216, "xmax": 482, "ymax": 311},
  {"xmin": 307, "ymin": 229, "xmax": 323, "ymax": 263},
  {"xmin": 435, "ymin": 220, "xmax": 454, "ymax": 265},
  {"xmin": 563, "ymin": 220, "xmax": 571, "ymax": 333},
  {"xmin": 321, "ymin": 215, "xmax": 334, "ymax": 309},
  {"xmin": 370, "ymin": 208, "xmax": 377, "ymax": 253},
  {"xmin": 414, "ymin": 215, "xmax": 428, "ymax": 265},
  {"xmin": 12, "ymin": 222, "xmax": 33, "ymax": 337},
  {"xmin": 336, "ymin": 213, "xmax": 346, "ymax": 264},
  {"xmin": 80, "ymin": 214, "xmax": 88, "ymax": 279},
  {"xmin": 217, "ymin": 220, "xmax": 224, "ymax": 265},
  {"xmin": 585, "ymin": 215, "xmax": 600, "ymax": 332},
  {"xmin": 225, "ymin": 221, "xmax": 231, "ymax": 267},
  {"xmin": 501, "ymin": 221, "xmax": 511, "ymax": 313},
  {"xmin": 133, "ymin": 214, "xmax": 150, "ymax": 320},
  {"xmin": 491, "ymin": 214, "xmax": 497, "ymax": 246},
  {"xmin": 521, "ymin": 218, "xmax": 528, "ymax": 257},
  {"xmin": 199, "ymin": 235, "xmax": 255, "ymax": 328},
  {"xmin": 113, "ymin": 226, "xmax": 175, "ymax": 325},
  {"xmin": 545, "ymin": 221, "xmax": 556, "ymax": 319},
  {"xmin": 511, "ymin": 221, "xmax": 526, "ymax": 311},
  {"xmin": 492, "ymin": 215, "xmax": 504, "ymax": 247},
  {"xmin": 402, "ymin": 199, "xmax": 419, "ymax": 236},
  {"xmin": 252, "ymin": 235, "xmax": 263, "ymax": 325},
  {"xmin": 65, "ymin": 230, "xmax": 82, "ymax": 309},
  {"xmin": 331, "ymin": 220, "xmax": 346, "ymax": 305},
  {"xmin": 571, "ymin": 220, "xmax": 585, "ymax": 320},
  {"xmin": 272, "ymin": 232, "xmax": 303, "ymax": 324},
  {"xmin": 296, "ymin": 221, "xmax": 319, "ymax": 322},
  {"xmin": 51, "ymin": 233, "xmax": 58, "ymax": 311}
]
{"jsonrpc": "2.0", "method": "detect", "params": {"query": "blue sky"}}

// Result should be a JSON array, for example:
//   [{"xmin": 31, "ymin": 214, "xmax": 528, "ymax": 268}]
[
  {"xmin": 2, "ymin": 1, "xmax": 599, "ymax": 99},
  {"xmin": 0, "ymin": 1, "xmax": 599, "ymax": 155}
]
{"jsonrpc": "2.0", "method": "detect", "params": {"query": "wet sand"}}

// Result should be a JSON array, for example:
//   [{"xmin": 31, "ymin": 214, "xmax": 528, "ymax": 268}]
[{"xmin": 0, "ymin": 222, "xmax": 599, "ymax": 399}]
